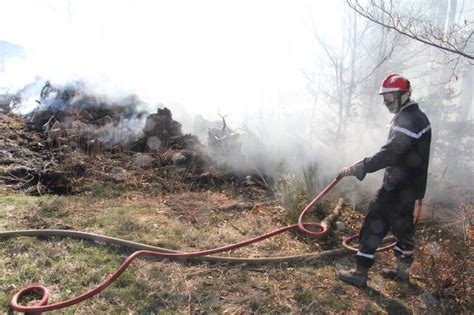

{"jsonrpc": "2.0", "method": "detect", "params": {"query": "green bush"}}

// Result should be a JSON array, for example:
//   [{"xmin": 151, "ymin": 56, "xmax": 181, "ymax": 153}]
[{"xmin": 276, "ymin": 161, "xmax": 326, "ymax": 224}]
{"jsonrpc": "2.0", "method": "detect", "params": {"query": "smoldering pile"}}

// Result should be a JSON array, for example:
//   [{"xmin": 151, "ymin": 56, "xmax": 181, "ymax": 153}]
[
  {"xmin": 25, "ymin": 81, "xmax": 149, "ymax": 152},
  {"xmin": 0, "ymin": 81, "xmax": 272, "ymax": 196}
]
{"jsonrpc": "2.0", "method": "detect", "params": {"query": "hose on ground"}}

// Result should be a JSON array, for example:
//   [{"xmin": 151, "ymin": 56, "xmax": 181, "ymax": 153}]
[
  {"xmin": 3, "ymin": 175, "xmax": 395, "ymax": 313},
  {"xmin": 340, "ymin": 199, "xmax": 424, "ymax": 253}
]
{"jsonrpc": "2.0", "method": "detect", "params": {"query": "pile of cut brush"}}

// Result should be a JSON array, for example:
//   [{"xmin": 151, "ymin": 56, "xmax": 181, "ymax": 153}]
[{"xmin": 0, "ymin": 81, "xmax": 271, "ymax": 197}]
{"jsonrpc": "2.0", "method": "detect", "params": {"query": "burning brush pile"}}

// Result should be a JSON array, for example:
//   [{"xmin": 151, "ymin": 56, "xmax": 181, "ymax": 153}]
[{"xmin": 0, "ymin": 81, "xmax": 269, "ymax": 195}]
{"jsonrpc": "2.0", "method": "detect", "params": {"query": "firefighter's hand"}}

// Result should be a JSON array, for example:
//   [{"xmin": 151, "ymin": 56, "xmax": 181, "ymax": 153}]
[{"xmin": 338, "ymin": 160, "xmax": 366, "ymax": 181}]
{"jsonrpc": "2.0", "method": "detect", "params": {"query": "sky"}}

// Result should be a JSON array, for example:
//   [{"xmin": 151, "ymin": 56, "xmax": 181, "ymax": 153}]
[{"xmin": 0, "ymin": 0, "xmax": 343, "ymax": 119}]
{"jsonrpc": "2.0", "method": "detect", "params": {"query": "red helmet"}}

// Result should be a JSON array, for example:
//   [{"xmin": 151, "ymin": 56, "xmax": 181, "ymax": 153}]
[{"xmin": 379, "ymin": 74, "xmax": 411, "ymax": 94}]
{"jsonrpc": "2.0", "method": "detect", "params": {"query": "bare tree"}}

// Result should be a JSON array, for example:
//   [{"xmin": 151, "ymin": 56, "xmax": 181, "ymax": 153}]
[
  {"xmin": 346, "ymin": 0, "xmax": 474, "ymax": 61},
  {"xmin": 305, "ymin": 5, "xmax": 398, "ymax": 142}
]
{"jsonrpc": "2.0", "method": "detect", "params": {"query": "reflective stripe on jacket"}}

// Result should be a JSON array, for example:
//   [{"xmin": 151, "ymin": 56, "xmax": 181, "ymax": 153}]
[{"xmin": 363, "ymin": 102, "xmax": 431, "ymax": 200}]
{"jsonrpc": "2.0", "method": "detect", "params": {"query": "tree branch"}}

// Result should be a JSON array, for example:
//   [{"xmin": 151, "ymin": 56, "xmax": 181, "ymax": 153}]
[{"xmin": 347, "ymin": 0, "xmax": 474, "ymax": 60}]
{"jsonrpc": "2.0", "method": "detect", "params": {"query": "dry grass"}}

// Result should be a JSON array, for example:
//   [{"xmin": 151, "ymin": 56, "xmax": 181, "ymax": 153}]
[{"xmin": 0, "ymin": 188, "xmax": 472, "ymax": 314}]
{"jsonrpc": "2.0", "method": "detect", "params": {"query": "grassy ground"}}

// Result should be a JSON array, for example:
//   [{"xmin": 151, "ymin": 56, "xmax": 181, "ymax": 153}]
[{"xmin": 0, "ymin": 187, "xmax": 470, "ymax": 314}]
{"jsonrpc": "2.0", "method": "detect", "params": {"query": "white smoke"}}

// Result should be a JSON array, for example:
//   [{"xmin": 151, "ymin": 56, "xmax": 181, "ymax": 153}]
[{"xmin": 1, "ymin": 0, "xmax": 472, "ymax": 207}]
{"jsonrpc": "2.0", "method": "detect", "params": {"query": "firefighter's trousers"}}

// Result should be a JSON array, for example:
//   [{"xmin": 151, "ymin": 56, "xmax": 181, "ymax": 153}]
[{"xmin": 355, "ymin": 187, "xmax": 416, "ymax": 268}]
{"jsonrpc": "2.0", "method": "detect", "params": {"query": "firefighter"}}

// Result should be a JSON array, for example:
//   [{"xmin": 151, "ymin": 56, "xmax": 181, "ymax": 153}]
[{"xmin": 336, "ymin": 74, "xmax": 432, "ymax": 287}]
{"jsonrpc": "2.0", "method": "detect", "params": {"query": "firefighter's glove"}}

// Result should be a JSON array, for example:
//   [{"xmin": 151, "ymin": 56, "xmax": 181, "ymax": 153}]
[{"xmin": 338, "ymin": 160, "xmax": 366, "ymax": 181}]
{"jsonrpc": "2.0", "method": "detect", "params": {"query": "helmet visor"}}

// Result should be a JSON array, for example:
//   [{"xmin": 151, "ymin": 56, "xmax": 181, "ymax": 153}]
[{"xmin": 382, "ymin": 93, "xmax": 396, "ymax": 103}]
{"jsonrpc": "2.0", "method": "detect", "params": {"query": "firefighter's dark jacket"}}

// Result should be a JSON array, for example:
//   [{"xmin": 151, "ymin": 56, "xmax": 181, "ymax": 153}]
[{"xmin": 363, "ymin": 102, "xmax": 431, "ymax": 200}]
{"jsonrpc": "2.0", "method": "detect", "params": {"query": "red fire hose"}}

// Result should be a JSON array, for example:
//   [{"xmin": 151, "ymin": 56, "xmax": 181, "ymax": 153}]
[{"xmin": 8, "ymin": 175, "xmax": 402, "ymax": 313}]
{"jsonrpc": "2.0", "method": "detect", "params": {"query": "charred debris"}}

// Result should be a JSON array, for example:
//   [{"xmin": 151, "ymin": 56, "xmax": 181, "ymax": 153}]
[{"xmin": 0, "ymin": 81, "xmax": 272, "ymax": 196}]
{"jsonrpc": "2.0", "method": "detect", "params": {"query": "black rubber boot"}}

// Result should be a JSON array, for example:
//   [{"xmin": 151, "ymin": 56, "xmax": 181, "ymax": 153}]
[
  {"xmin": 380, "ymin": 256, "xmax": 411, "ymax": 282},
  {"xmin": 337, "ymin": 265, "xmax": 369, "ymax": 288}
]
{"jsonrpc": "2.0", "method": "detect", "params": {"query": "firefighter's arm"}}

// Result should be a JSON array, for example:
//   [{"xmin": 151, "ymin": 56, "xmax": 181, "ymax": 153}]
[{"xmin": 363, "ymin": 130, "xmax": 415, "ymax": 173}]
